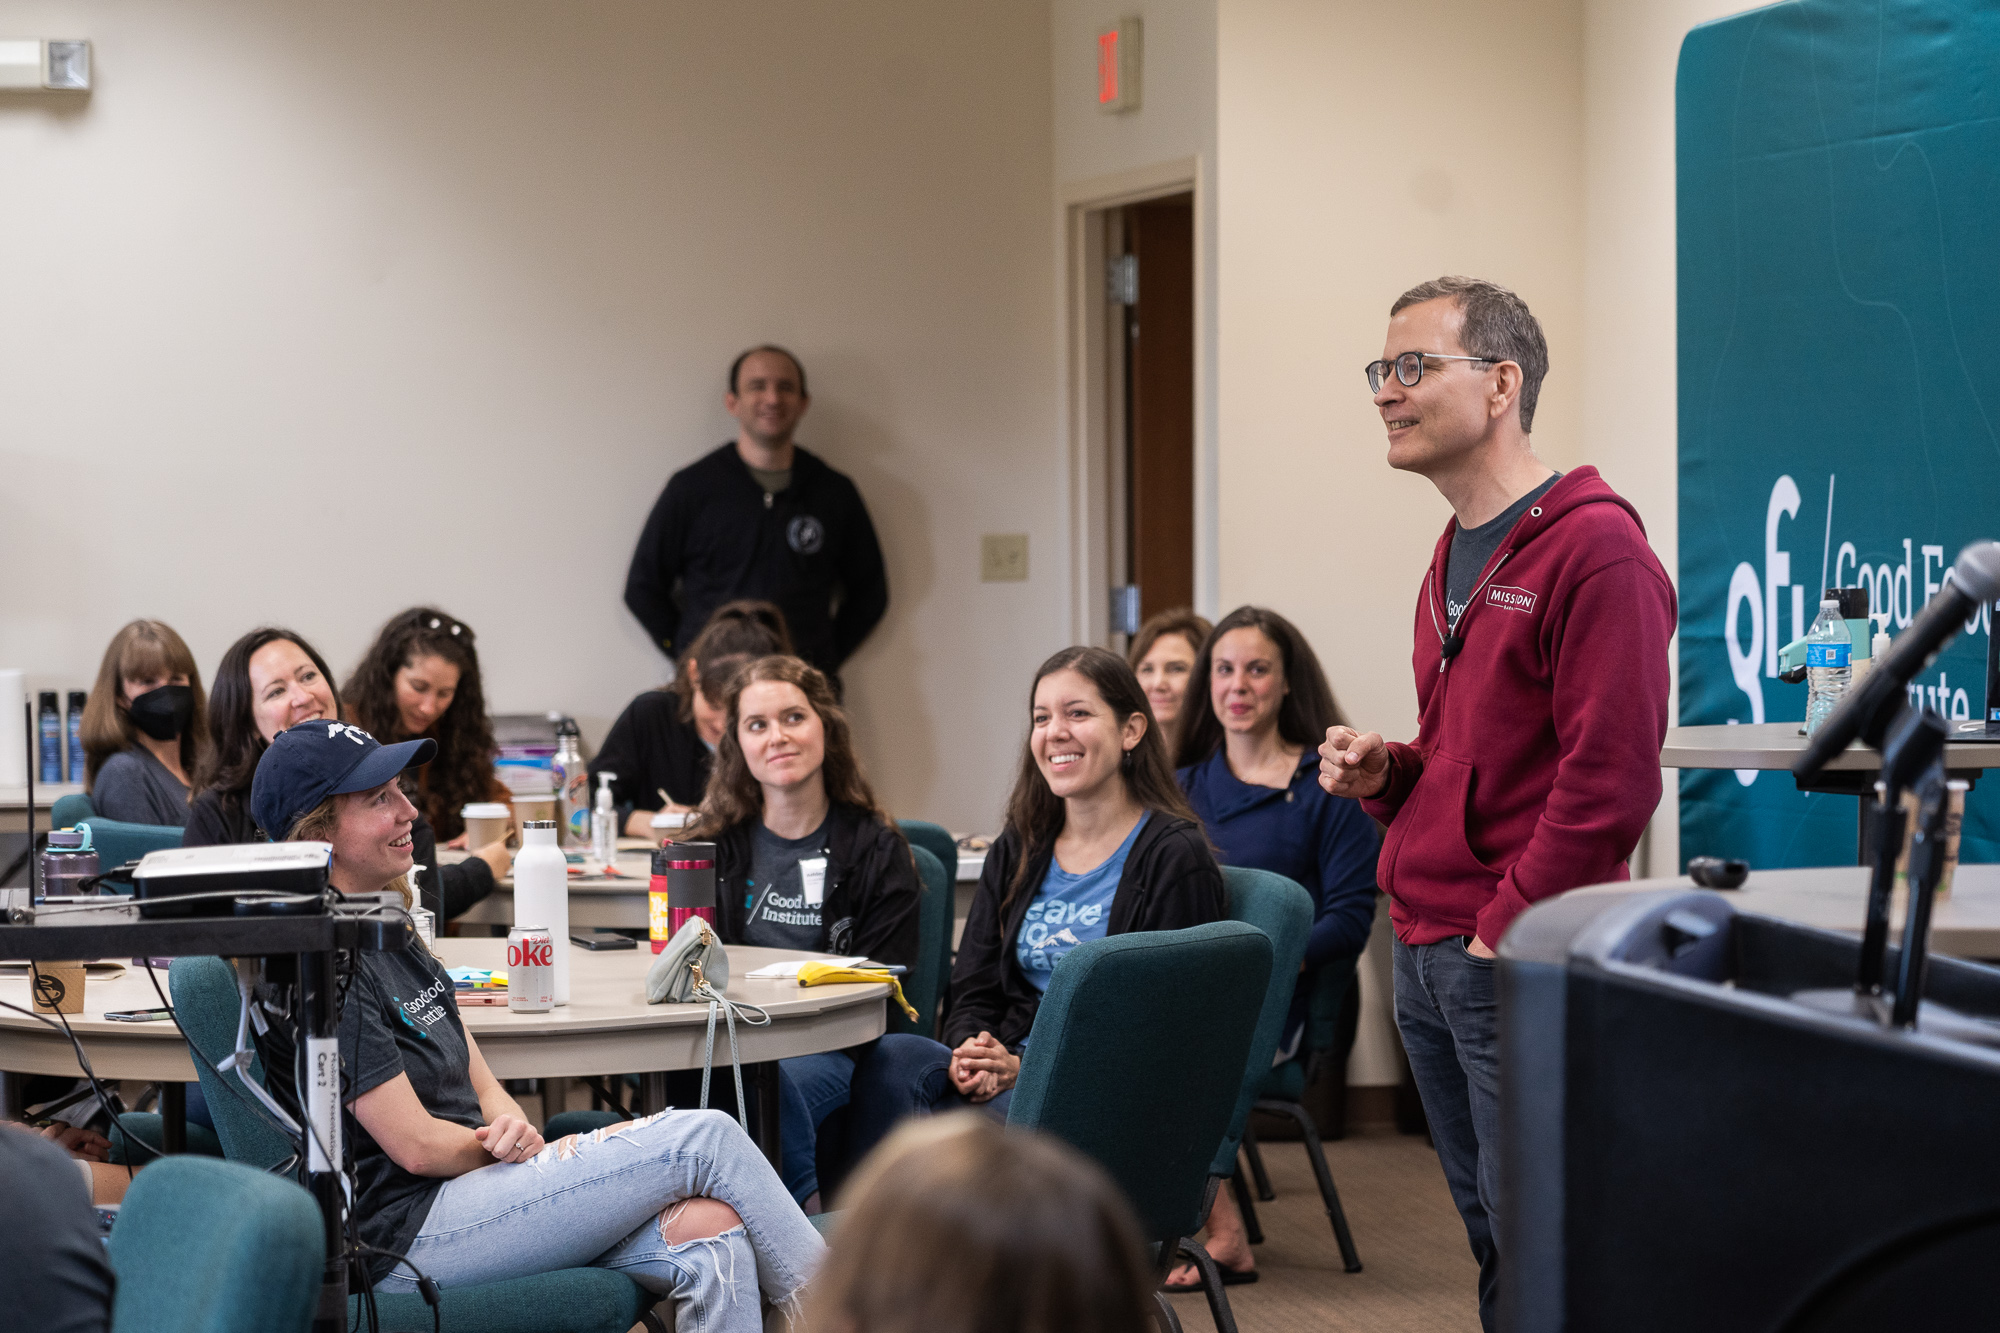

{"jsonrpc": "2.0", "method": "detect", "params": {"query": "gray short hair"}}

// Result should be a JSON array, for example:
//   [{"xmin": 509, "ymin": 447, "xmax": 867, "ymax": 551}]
[{"xmin": 1391, "ymin": 276, "xmax": 1549, "ymax": 432}]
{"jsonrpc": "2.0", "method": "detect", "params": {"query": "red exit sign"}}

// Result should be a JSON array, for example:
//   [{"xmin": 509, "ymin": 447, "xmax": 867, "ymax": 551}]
[{"xmin": 1097, "ymin": 17, "xmax": 1141, "ymax": 113}]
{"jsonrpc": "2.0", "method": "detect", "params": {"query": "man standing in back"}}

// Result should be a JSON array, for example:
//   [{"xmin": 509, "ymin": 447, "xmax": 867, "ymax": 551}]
[
  {"xmin": 1319, "ymin": 277, "xmax": 1675, "ymax": 1330},
  {"xmin": 624, "ymin": 346, "xmax": 888, "ymax": 692}
]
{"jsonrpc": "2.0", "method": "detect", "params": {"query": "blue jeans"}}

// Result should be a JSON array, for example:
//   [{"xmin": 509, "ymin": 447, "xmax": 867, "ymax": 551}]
[
  {"xmin": 1394, "ymin": 937, "xmax": 1502, "ymax": 1333},
  {"xmin": 376, "ymin": 1107, "xmax": 823, "ymax": 1333},
  {"xmin": 845, "ymin": 1033, "xmax": 1013, "ymax": 1164},
  {"xmin": 778, "ymin": 1051, "xmax": 857, "ymax": 1203}
]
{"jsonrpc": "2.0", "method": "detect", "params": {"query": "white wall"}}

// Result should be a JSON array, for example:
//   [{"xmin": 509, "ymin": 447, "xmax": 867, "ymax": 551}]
[
  {"xmin": 1051, "ymin": 0, "xmax": 1221, "ymax": 615},
  {"xmin": 0, "ymin": 0, "xmax": 1057, "ymax": 834},
  {"xmin": 1583, "ymin": 0, "xmax": 1755, "ymax": 875}
]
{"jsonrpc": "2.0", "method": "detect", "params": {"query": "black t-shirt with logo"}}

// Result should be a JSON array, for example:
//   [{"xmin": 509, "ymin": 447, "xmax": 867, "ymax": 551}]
[
  {"xmin": 1444, "ymin": 472, "xmax": 1562, "ymax": 627},
  {"xmin": 260, "ymin": 944, "xmax": 482, "ymax": 1285},
  {"xmin": 743, "ymin": 816, "xmax": 832, "ymax": 951}
]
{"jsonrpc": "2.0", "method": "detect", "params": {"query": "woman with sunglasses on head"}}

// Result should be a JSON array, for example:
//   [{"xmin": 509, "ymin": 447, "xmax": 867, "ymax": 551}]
[
  {"xmin": 842, "ymin": 647, "xmax": 1224, "ymax": 1158},
  {"xmin": 1167, "ymin": 605, "xmax": 1378, "ymax": 1289},
  {"xmin": 344, "ymin": 608, "xmax": 512, "ymax": 854},
  {"xmin": 81, "ymin": 619, "xmax": 209, "ymax": 826},
  {"xmin": 684, "ymin": 654, "xmax": 921, "ymax": 1212},
  {"xmin": 591, "ymin": 600, "xmax": 793, "ymax": 836},
  {"xmin": 183, "ymin": 627, "xmax": 505, "ymax": 920},
  {"xmin": 1126, "ymin": 608, "xmax": 1213, "ymax": 760},
  {"xmin": 246, "ymin": 721, "xmax": 822, "ymax": 1329}
]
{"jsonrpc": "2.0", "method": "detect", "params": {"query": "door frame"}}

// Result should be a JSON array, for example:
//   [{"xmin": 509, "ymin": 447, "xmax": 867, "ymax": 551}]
[{"xmin": 1057, "ymin": 156, "xmax": 1209, "ymax": 648}]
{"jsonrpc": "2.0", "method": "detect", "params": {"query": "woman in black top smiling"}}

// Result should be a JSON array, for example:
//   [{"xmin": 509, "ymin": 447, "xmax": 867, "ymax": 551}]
[{"xmin": 184, "ymin": 626, "xmax": 504, "ymax": 921}]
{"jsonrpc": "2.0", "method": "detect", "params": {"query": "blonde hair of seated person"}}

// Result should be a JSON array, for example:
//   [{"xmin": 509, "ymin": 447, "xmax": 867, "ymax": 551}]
[{"xmin": 805, "ymin": 1113, "xmax": 1154, "ymax": 1333}]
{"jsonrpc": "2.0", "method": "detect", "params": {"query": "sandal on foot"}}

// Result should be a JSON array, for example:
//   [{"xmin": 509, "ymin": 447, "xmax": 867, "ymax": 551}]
[{"xmin": 1161, "ymin": 1265, "xmax": 1259, "ymax": 1293}]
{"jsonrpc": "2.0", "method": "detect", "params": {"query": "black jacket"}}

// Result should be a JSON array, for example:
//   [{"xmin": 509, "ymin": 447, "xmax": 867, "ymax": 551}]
[
  {"xmin": 588, "ymin": 690, "xmax": 712, "ymax": 826},
  {"xmin": 623, "ymin": 443, "xmax": 889, "ymax": 674},
  {"xmin": 710, "ymin": 803, "xmax": 921, "ymax": 971},
  {"xmin": 182, "ymin": 785, "xmax": 494, "ymax": 922},
  {"xmin": 944, "ymin": 814, "xmax": 1226, "ymax": 1052}
]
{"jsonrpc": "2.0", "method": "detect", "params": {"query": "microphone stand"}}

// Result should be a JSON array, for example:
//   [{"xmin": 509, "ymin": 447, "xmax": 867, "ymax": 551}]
[
  {"xmin": 1889, "ymin": 758, "xmax": 1954, "ymax": 1028},
  {"xmin": 1854, "ymin": 706, "xmax": 1946, "ymax": 1000}
]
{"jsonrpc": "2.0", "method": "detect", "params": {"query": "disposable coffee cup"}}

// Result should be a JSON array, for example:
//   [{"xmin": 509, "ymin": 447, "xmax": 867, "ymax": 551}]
[
  {"xmin": 32, "ymin": 960, "xmax": 85, "ymax": 1015},
  {"xmin": 511, "ymin": 792, "xmax": 557, "ymax": 827},
  {"xmin": 462, "ymin": 802, "xmax": 513, "ymax": 851}
]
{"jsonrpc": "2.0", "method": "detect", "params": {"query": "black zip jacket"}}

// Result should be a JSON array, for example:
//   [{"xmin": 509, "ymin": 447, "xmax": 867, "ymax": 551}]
[
  {"xmin": 944, "ymin": 814, "xmax": 1226, "ymax": 1052},
  {"xmin": 588, "ymin": 690, "xmax": 712, "ymax": 826},
  {"xmin": 623, "ymin": 443, "xmax": 889, "ymax": 674},
  {"xmin": 182, "ymin": 785, "xmax": 493, "ymax": 921},
  {"xmin": 710, "ymin": 803, "xmax": 920, "ymax": 970}
]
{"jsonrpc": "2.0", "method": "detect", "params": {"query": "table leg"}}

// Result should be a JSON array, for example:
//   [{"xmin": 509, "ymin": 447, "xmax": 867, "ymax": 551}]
[
  {"xmin": 639, "ymin": 1072, "xmax": 668, "ymax": 1116},
  {"xmin": 0, "ymin": 1070, "xmax": 24, "ymax": 1121},
  {"xmin": 161, "ymin": 1082, "xmax": 186, "ymax": 1154},
  {"xmin": 747, "ymin": 1061, "xmax": 781, "ymax": 1172}
]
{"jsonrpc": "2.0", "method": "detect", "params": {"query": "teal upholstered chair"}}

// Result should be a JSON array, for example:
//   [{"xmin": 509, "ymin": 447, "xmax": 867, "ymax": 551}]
[
  {"xmin": 898, "ymin": 844, "xmax": 950, "ymax": 1037},
  {"xmin": 1008, "ymin": 921, "xmax": 1272, "ymax": 1333},
  {"xmin": 76, "ymin": 817, "xmax": 183, "ymax": 878},
  {"xmin": 168, "ymin": 957, "xmax": 661, "ymax": 1333},
  {"xmin": 108, "ymin": 1155, "xmax": 323, "ymax": 1333},
  {"xmin": 1216, "ymin": 867, "xmax": 1362, "ymax": 1272},
  {"xmin": 897, "ymin": 820, "xmax": 959, "ymax": 1036},
  {"xmin": 50, "ymin": 791, "xmax": 94, "ymax": 831}
]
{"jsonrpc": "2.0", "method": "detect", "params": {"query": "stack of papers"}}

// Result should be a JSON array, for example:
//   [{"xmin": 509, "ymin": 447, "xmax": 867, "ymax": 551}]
[{"xmin": 745, "ymin": 957, "xmax": 868, "ymax": 979}]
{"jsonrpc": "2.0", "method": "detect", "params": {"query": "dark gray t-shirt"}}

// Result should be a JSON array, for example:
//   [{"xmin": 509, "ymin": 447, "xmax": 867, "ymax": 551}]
[
  {"xmin": 1444, "ymin": 472, "xmax": 1562, "ymax": 627},
  {"xmin": 743, "ymin": 817, "xmax": 831, "ymax": 951},
  {"xmin": 0, "ymin": 1127, "xmax": 112, "ymax": 1333},
  {"xmin": 260, "ymin": 943, "xmax": 481, "ymax": 1285},
  {"xmin": 91, "ymin": 746, "xmax": 191, "ymax": 826}
]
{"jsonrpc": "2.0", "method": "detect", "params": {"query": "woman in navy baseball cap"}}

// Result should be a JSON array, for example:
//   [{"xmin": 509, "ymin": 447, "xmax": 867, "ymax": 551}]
[{"xmin": 248, "ymin": 720, "xmax": 822, "ymax": 1327}]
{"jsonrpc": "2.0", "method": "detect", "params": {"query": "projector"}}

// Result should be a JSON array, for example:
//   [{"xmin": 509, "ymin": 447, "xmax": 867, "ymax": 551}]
[{"xmin": 131, "ymin": 842, "xmax": 332, "ymax": 918}]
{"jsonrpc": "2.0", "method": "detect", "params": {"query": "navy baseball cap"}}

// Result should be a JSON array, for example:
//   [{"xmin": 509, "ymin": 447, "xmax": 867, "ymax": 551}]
[{"xmin": 251, "ymin": 720, "xmax": 437, "ymax": 839}]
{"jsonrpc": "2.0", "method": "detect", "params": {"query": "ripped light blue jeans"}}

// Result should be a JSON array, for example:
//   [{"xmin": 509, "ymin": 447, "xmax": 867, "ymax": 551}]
[{"xmin": 374, "ymin": 1107, "xmax": 824, "ymax": 1333}]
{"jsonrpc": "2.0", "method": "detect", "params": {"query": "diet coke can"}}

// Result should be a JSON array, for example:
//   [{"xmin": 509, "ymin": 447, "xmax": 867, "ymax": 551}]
[{"xmin": 506, "ymin": 926, "xmax": 555, "ymax": 1013}]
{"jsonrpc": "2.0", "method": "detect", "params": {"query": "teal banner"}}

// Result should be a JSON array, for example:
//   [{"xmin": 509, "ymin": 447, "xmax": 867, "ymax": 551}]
[{"xmin": 1677, "ymin": 0, "xmax": 2000, "ymax": 868}]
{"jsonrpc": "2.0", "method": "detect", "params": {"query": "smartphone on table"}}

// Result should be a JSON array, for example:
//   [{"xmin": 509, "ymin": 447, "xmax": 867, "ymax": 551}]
[
  {"xmin": 104, "ymin": 1007, "xmax": 175, "ymax": 1023},
  {"xmin": 571, "ymin": 930, "xmax": 638, "ymax": 951}
]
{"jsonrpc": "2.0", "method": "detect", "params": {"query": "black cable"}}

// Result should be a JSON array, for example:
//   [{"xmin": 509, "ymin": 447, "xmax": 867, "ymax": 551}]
[{"xmin": 355, "ymin": 1244, "xmax": 443, "ymax": 1333}]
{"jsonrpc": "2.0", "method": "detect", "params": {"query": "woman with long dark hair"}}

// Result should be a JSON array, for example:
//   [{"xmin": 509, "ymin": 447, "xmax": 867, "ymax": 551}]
[
  {"xmin": 592, "ymin": 600, "xmax": 793, "ymax": 835},
  {"xmin": 1169, "ymin": 605, "xmax": 1378, "ymax": 1287},
  {"xmin": 687, "ymin": 654, "xmax": 920, "ymax": 1210},
  {"xmin": 844, "ymin": 647, "xmax": 1224, "ymax": 1156},
  {"xmin": 184, "ymin": 626, "xmax": 503, "ymax": 919},
  {"xmin": 81, "ymin": 619, "xmax": 209, "ymax": 825},
  {"xmin": 343, "ymin": 607, "xmax": 508, "ymax": 847}
]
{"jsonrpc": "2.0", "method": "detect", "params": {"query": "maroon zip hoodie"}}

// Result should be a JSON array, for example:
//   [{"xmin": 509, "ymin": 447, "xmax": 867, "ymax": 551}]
[{"xmin": 1362, "ymin": 466, "xmax": 1676, "ymax": 949}]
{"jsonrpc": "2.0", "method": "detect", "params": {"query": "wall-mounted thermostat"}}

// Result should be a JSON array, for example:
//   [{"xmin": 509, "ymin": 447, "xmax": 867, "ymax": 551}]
[{"xmin": 0, "ymin": 40, "xmax": 90, "ymax": 91}]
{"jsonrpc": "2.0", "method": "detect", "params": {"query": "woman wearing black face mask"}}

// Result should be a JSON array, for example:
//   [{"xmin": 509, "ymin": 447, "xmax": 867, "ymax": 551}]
[{"xmin": 81, "ymin": 619, "xmax": 210, "ymax": 826}]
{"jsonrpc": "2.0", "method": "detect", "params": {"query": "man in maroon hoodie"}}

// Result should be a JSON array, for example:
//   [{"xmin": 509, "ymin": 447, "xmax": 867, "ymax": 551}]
[{"xmin": 1320, "ymin": 276, "xmax": 1675, "ymax": 1330}]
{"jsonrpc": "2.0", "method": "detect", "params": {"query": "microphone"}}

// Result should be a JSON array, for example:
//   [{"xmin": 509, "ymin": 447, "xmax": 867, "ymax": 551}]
[{"xmin": 1794, "ymin": 540, "xmax": 2000, "ymax": 779}]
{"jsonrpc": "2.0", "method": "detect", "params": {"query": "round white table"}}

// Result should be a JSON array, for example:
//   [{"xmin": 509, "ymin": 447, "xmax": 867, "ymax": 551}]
[{"xmin": 0, "ymin": 942, "xmax": 888, "ymax": 1166}]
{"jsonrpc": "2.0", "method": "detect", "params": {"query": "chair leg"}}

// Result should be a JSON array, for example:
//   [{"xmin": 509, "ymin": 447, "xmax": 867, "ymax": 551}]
[
  {"xmin": 1152, "ymin": 1292, "xmax": 1186, "ymax": 1333},
  {"xmin": 1175, "ymin": 1238, "xmax": 1242, "ymax": 1333},
  {"xmin": 1260, "ymin": 1098, "xmax": 1363, "ymax": 1273},
  {"xmin": 1228, "ymin": 1163, "xmax": 1264, "ymax": 1246},
  {"xmin": 1242, "ymin": 1123, "xmax": 1275, "ymax": 1201},
  {"xmin": 637, "ymin": 1304, "xmax": 672, "ymax": 1333}
]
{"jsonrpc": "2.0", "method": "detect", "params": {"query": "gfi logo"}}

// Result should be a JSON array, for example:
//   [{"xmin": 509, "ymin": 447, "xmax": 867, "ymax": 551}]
[{"xmin": 1487, "ymin": 585, "xmax": 1538, "ymax": 614}]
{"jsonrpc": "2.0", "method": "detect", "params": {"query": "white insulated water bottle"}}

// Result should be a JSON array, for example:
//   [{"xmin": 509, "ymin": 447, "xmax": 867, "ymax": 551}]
[{"xmin": 514, "ymin": 820, "xmax": 570, "ymax": 1005}]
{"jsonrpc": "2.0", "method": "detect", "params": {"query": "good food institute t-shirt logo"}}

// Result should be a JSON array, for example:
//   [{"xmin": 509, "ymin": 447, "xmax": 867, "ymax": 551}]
[
  {"xmin": 787, "ymin": 515, "xmax": 825, "ymax": 555},
  {"xmin": 1486, "ymin": 585, "xmax": 1539, "ymax": 615}
]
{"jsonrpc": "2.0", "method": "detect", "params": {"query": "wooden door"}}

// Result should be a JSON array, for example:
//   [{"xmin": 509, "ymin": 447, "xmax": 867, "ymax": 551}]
[{"xmin": 1123, "ymin": 194, "xmax": 1195, "ymax": 622}]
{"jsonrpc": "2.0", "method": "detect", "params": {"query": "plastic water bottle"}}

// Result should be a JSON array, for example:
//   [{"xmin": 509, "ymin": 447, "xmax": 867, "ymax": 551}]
[
  {"xmin": 1803, "ymin": 598, "xmax": 1853, "ymax": 736},
  {"xmin": 591, "ymin": 771, "xmax": 618, "ymax": 869}
]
